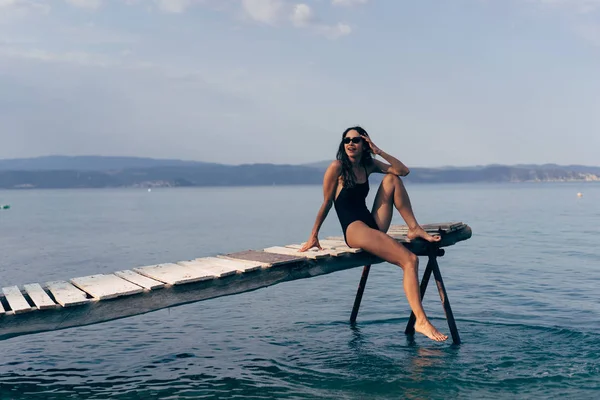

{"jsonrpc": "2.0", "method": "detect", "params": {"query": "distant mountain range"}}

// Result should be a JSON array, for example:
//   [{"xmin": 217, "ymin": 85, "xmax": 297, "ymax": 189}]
[
  {"xmin": 0, "ymin": 156, "xmax": 598, "ymax": 189},
  {"xmin": 0, "ymin": 156, "xmax": 214, "ymax": 171}
]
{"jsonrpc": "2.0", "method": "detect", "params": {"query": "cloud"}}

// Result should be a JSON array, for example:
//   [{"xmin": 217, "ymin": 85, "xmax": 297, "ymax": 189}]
[
  {"xmin": 155, "ymin": 0, "xmax": 192, "ymax": 13},
  {"xmin": 65, "ymin": 0, "xmax": 102, "ymax": 9},
  {"xmin": 290, "ymin": 3, "xmax": 314, "ymax": 27},
  {"xmin": 317, "ymin": 22, "xmax": 351, "ymax": 39},
  {"xmin": 0, "ymin": 0, "xmax": 50, "ymax": 16},
  {"xmin": 332, "ymin": 0, "xmax": 368, "ymax": 6},
  {"xmin": 289, "ymin": 3, "xmax": 352, "ymax": 38},
  {"xmin": 241, "ymin": 0, "xmax": 284, "ymax": 24}
]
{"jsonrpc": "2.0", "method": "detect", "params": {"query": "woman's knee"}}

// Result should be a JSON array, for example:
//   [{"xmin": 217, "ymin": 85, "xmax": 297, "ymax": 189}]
[
  {"xmin": 382, "ymin": 173, "xmax": 404, "ymax": 189},
  {"xmin": 394, "ymin": 251, "xmax": 418, "ymax": 270},
  {"xmin": 382, "ymin": 173, "xmax": 398, "ymax": 185}
]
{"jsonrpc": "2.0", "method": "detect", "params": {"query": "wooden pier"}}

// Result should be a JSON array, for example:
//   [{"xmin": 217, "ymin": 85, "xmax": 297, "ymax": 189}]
[{"xmin": 0, "ymin": 222, "xmax": 472, "ymax": 343}]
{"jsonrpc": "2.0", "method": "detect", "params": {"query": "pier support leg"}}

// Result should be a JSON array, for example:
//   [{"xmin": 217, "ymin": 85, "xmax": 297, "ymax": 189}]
[
  {"xmin": 404, "ymin": 250, "xmax": 461, "ymax": 345},
  {"xmin": 350, "ymin": 265, "xmax": 371, "ymax": 323},
  {"xmin": 431, "ymin": 257, "xmax": 461, "ymax": 344}
]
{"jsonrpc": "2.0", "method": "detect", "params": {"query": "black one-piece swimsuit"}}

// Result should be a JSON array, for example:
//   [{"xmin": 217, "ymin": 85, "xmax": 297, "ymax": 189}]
[{"xmin": 334, "ymin": 167, "xmax": 379, "ymax": 246}]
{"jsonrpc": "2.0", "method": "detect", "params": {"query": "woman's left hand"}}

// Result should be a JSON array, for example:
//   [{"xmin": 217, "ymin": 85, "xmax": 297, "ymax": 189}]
[{"xmin": 361, "ymin": 134, "xmax": 382, "ymax": 156}]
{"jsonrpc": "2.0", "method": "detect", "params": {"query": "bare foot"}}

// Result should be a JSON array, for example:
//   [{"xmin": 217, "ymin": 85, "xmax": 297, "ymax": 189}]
[
  {"xmin": 415, "ymin": 320, "xmax": 448, "ymax": 342},
  {"xmin": 407, "ymin": 226, "xmax": 441, "ymax": 242}
]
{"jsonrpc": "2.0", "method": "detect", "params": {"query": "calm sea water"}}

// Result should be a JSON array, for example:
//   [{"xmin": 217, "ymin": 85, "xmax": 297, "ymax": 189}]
[{"xmin": 0, "ymin": 182, "xmax": 598, "ymax": 399}]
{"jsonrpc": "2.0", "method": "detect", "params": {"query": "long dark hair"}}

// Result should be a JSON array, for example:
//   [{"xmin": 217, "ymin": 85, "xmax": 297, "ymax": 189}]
[{"xmin": 336, "ymin": 126, "xmax": 374, "ymax": 188}]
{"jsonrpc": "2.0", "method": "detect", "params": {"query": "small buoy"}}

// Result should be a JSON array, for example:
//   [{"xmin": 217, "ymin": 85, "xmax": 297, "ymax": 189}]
[
  {"xmin": 577, "ymin": 192, "xmax": 583, "ymax": 198},
  {"xmin": 0, "ymin": 204, "xmax": 10, "ymax": 210}
]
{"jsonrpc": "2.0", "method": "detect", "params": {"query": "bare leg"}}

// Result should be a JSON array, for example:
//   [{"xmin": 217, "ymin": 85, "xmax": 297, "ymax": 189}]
[
  {"xmin": 371, "ymin": 174, "xmax": 440, "ymax": 242},
  {"xmin": 346, "ymin": 222, "xmax": 448, "ymax": 342}
]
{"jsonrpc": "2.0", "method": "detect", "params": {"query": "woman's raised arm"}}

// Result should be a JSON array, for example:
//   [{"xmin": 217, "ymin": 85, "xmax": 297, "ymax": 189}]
[
  {"xmin": 361, "ymin": 134, "xmax": 410, "ymax": 176},
  {"xmin": 299, "ymin": 160, "xmax": 341, "ymax": 252}
]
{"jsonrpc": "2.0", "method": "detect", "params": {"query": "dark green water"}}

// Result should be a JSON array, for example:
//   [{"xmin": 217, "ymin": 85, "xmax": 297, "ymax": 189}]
[{"xmin": 0, "ymin": 183, "xmax": 598, "ymax": 399}]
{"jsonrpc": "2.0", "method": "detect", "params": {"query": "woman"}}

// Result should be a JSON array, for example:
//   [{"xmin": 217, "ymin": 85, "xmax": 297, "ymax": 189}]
[{"xmin": 299, "ymin": 126, "xmax": 447, "ymax": 342}]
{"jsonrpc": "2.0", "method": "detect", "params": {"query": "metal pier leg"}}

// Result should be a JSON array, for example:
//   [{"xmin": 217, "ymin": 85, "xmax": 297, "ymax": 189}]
[
  {"xmin": 350, "ymin": 265, "xmax": 371, "ymax": 323},
  {"xmin": 404, "ymin": 255, "xmax": 435, "ymax": 335},
  {"xmin": 431, "ymin": 257, "xmax": 461, "ymax": 344}
]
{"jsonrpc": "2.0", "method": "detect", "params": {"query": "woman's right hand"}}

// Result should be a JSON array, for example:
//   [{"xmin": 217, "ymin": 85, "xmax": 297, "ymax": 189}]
[{"xmin": 299, "ymin": 236, "xmax": 322, "ymax": 252}]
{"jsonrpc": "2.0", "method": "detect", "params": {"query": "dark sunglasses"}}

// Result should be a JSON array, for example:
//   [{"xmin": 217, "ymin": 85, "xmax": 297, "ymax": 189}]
[{"xmin": 343, "ymin": 137, "xmax": 363, "ymax": 144}]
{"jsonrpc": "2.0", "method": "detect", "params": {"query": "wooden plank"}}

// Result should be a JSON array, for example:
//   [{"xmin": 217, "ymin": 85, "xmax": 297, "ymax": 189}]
[
  {"xmin": 318, "ymin": 239, "xmax": 363, "ymax": 253},
  {"xmin": 45, "ymin": 281, "xmax": 91, "ymax": 307},
  {"xmin": 0, "ymin": 298, "xmax": 4, "ymax": 315},
  {"xmin": 224, "ymin": 250, "xmax": 302, "ymax": 266},
  {"xmin": 23, "ymin": 283, "xmax": 59, "ymax": 310},
  {"xmin": 422, "ymin": 222, "xmax": 463, "ymax": 231},
  {"xmin": 216, "ymin": 255, "xmax": 269, "ymax": 270},
  {"xmin": 70, "ymin": 274, "xmax": 144, "ymax": 300},
  {"xmin": 114, "ymin": 270, "xmax": 166, "ymax": 290},
  {"xmin": 205, "ymin": 256, "xmax": 263, "ymax": 273},
  {"xmin": 388, "ymin": 222, "xmax": 464, "ymax": 234},
  {"xmin": 263, "ymin": 246, "xmax": 330, "ymax": 260},
  {"xmin": 327, "ymin": 234, "xmax": 409, "ymax": 244},
  {"xmin": 133, "ymin": 263, "xmax": 215, "ymax": 285},
  {"xmin": 284, "ymin": 244, "xmax": 348, "ymax": 256},
  {"xmin": 177, "ymin": 258, "xmax": 239, "ymax": 278},
  {"xmin": 2, "ymin": 286, "xmax": 35, "ymax": 314}
]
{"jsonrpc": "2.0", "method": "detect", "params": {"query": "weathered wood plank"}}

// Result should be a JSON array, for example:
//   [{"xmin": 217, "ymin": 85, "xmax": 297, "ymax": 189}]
[
  {"xmin": 264, "ymin": 246, "xmax": 330, "ymax": 260},
  {"xmin": 216, "ymin": 255, "xmax": 268, "ymax": 270},
  {"xmin": 23, "ymin": 283, "xmax": 59, "ymax": 310},
  {"xmin": 133, "ymin": 263, "xmax": 215, "ymax": 285},
  {"xmin": 70, "ymin": 274, "xmax": 145, "ymax": 300},
  {"xmin": 45, "ymin": 281, "xmax": 90, "ymax": 307},
  {"xmin": 284, "ymin": 244, "xmax": 349, "ymax": 256},
  {"xmin": 198, "ymin": 257, "xmax": 263, "ymax": 273},
  {"xmin": 422, "ymin": 222, "xmax": 463, "ymax": 231},
  {"xmin": 177, "ymin": 259, "xmax": 239, "ymax": 278},
  {"xmin": 2, "ymin": 286, "xmax": 35, "ymax": 314},
  {"xmin": 318, "ymin": 239, "xmax": 363, "ymax": 253},
  {"xmin": 387, "ymin": 222, "xmax": 464, "ymax": 234},
  {"xmin": 224, "ymin": 250, "xmax": 302, "ymax": 266},
  {"xmin": 114, "ymin": 270, "xmax": 166, "ymax": 290}
]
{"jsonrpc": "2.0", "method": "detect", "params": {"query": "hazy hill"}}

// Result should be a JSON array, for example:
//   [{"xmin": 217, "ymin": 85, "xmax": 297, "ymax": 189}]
[
  {"xmin": 0, "ymin": 156, "xmax": 213, "ymax": 171},
  {"xmin": 0, "ymin": 156, "xmax": 598, "ymax": 189}
]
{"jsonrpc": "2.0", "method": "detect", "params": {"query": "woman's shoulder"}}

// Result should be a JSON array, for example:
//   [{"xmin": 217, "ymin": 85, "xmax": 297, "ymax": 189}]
[{"xmin": 327, "ymin": 160, "xmax": 343, "ymax": 172}]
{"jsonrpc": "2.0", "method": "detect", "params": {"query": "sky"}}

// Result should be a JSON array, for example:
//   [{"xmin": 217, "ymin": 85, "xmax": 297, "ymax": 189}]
[{"xmin": 0, "ymin": 0, "xmax": 599, "ymax": 167}]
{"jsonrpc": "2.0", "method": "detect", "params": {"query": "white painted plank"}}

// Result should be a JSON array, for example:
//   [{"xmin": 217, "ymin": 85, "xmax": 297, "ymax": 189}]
[
  {"xmin": 216, "ymin": 255, "xmax": 271, "ymax": 269},
  {"xmin": 206, "ymin": 256, "xmax": 263, "ymax": 272},
  {"xmin": 23, "ymin": 283, "xmax": 59, "ymax": 310},
  {"xmin": 178, "ymin": 258, "xmax": 239, "ymax": 278},
  {"xmin": 318, "ymin": 239, "xmax": 363, "ymax": 253},
  {"xmin": 133, "ymin": 263, "xmax": 215, "ymax": 285},
  {"xmin": 45, "ymin": 281, "xmax": 91, "ymax": 307},
  {"xmin": 263, "ymin": 246, "xmax": 329, "ymax": 260},
  {"xmin": 70, "ymin": 274, "xmax": 144, "ymax": 300},
  {"xmin": 114, "ymin": 270, "xmax": 166, "ymax": 290},
  {"xmin": 2, "ymin": 286, "xmax": 35, "ymax": 314},
  {"xmin": 191, "ymin": 256, "xmax": 261, "ymax": 273},
  {"xmin": 284, "ymin": 244, "xmax": 348, "ymax": 256}
]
